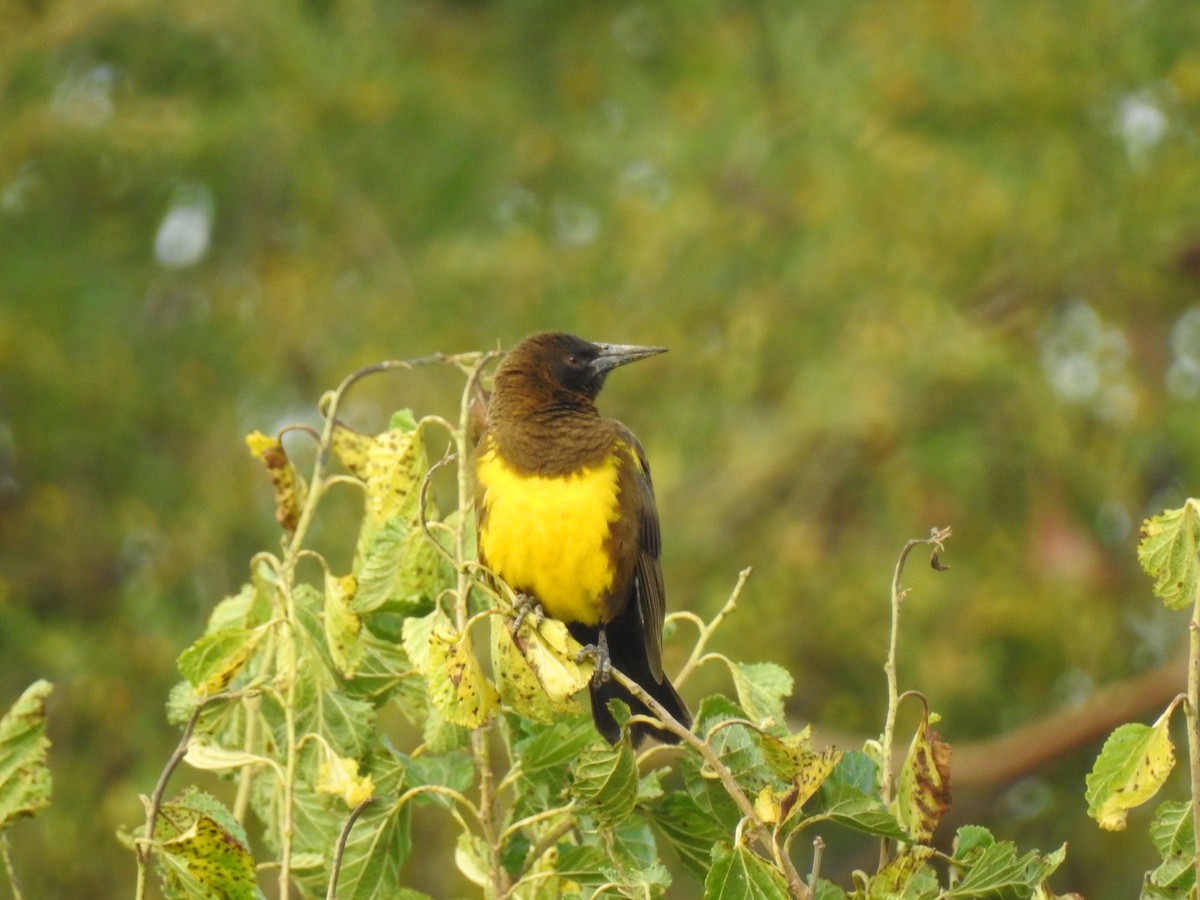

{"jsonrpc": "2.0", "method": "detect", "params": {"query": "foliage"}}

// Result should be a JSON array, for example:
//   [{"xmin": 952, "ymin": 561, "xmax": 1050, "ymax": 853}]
[
  {"xmin": 4, "ymin": 1, "xmax": 1200, "ymax": 895},
  {"xmin": 113, "ymin": 357, "xmax": 1071, "ymax": 899},
  {"xmin": 1082, "ymin": 499, "xmax": 1200, "ymax": 897},
  {"xmin": 0, "ymin": 680, "xmax": 53, "ymax": 900}
]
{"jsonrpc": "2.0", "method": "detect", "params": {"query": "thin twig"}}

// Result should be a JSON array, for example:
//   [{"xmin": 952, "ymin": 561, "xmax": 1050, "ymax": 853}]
[
  {"xmin": 1187, "ymin": 526, "xmax": 1200, "ymax": 891},
  {"xmin": 610, "ymin": 667, "xmax": 810, "ymax": 899},
  {"xmin": 672, "ymin": 567, "xmax": 752, "ymax": 687},
  {"xmin": 419, "ymin": 449, "xmax": 460, "ymax": 568},
  {"xmin": 809, "ymin": 835, "xmax": 825, "ymax": 890},
  {"xmin": 232, "ymin": 693, "xmax": 262, "ymax": 822},
  {"xmin": 514, "ymin": 816, "xmax": 577, "ymax": 884},
  {"xmin": 135, "ymin": 698, "xmax": 211, "ymax": 900},
  {"xmin": 325, "ymin": 798, "xmax": 375, "ymax": 900},
  {"xmin": 879, "ymin": 526, "xmax": 950, "ymax": 868},
  {"xmin": 1, "ymin": 833, "xmax": 24, "ymax": 900}
]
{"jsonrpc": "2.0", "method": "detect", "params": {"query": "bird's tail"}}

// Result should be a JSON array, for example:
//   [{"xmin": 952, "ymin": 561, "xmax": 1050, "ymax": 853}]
[
  {"xmin": 567, "ymin": 617, "xmax": 692, "ymax": 746},
  {"xmin": 591, "ymin": 669, "xmax": 691, "ymax": 746}
]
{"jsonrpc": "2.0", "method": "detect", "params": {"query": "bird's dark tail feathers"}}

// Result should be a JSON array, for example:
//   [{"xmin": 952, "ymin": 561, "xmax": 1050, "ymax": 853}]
[
  {"xmin": 590, "ymin": 667, "xmax": 690, "ymax": 747},
  {"xmin": 572, "ymin": 619, "xmax": 692, "ymax": 747}
]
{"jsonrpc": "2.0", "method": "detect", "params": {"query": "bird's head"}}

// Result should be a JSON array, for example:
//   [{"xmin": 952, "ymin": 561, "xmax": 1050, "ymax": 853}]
[{"xmin": 494, "ymin": 332, "xmax": 666, "ymax": 410}]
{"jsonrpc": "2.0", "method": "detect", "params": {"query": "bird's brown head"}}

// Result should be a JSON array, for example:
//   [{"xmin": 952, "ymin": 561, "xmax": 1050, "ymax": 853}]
[{"xmin": 492, "ymin": 332, "xmax": 666, "ymax": 414}]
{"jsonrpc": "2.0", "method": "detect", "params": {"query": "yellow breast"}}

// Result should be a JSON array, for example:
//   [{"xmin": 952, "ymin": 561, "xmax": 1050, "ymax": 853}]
[{"xmin": 476, "ymin": 445, "xmax": 622, "ymax": 626}]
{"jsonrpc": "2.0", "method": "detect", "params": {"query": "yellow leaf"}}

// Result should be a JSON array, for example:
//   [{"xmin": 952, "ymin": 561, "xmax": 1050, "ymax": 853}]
[
  {"xmin": 780, "ymin": 745, "xmax": 841, "ymax": 825},
  {"xmin": 426, "ymin": 615, "xmax": 499, "ymax": 729},
  {"xmin": 324, "ymin": 572, "xmax": 363, "ymax": 676},
  {"xmin": 184, "ymin": 740, "xmax": 279, "ymax": 776},
  {"xmin": 754, "ymin": 786, "xmax": 781, "ymax": 825},
  {"xmin": 491, "ymin": 616, "xmax": 585, "ymax": 723},
  {"xmin": 245, "ymin": 430, "xmax": 307, "ymax": 533},
  {"xmin": 316, "ymin": 751, "xmax": 375, "ymax": 809},
  {"xmin": 1086, "ymin": 706, "xmax": 1177, "ymax": 831},
  {"xmin": 895, "ymin": 700, "xmax": 953, "ymax": 843}
]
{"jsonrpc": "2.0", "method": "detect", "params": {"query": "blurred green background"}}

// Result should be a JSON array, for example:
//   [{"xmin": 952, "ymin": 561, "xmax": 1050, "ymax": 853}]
[{"xmin": 3, "ymin": 0, "xmax": 1200, "ymax": 896}]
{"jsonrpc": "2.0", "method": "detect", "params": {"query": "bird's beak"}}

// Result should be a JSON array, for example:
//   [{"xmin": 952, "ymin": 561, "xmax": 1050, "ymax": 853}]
[{"xmin": 590, "ymin": 342, "xmax": 668, "ymax": 376}]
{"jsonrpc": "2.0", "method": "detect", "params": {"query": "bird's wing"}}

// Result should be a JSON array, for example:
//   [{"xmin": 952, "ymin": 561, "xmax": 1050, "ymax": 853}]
[{"xmin": 613, "ymin": 422, "xmax": 666, "ymax": 682}]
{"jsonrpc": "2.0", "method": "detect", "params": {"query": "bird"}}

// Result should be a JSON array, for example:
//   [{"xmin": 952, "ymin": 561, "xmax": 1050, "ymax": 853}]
[{"xmin": 474, "ymin": 331, "xmax": 691, "ymax": 745}]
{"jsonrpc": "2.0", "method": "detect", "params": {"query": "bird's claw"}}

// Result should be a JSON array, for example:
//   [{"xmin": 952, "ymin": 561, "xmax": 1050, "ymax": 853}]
[
  {"xmin": 576, "ymin": 631, "xmax": 611, "ymax": 685},
  {"xmin": 511, "ymin": 593, "xmax": 544, "ymax": 633}
]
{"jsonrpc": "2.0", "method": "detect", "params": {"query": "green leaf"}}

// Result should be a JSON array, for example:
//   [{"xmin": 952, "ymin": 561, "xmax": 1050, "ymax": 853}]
[
  {"xmin": 812, "ymin": 878, "xmax": 850, "ymax": 900},
  {"xmin": 286, "ymin": 602, "xmax": 378, "ymax": 758},
  {"xmin": 344, "ymin": 623, "xmax": 421, "ymax": 708},
  {"xmin": 655, "ymin": 792, "xmax": 729, "ymax": 881},
  {"xmin": 864, "ymin": 847, "xmax": 938, "ymax": 898},
  {"xmin": 395, "ymin": 748, "xmax": 474, "ymax": 809},
  {"xmin": 249, "ymin": 769, "xmax": 343, "ymax": 890},
  {"xmin": 694, "ymin": 695, "xmax": 774, "ymax": 794},
  {"xmin": 352, "ymin": 516, "xmax": 412, "ymax": 614},
  {"xmin": 730, "ymin": 662, "xmax": 794, "ymax": 728},
  {"xmin": 944, "ymin": 837, "xmax": 1066, "ymax": 898},
  {"xmin": 455, "ymin": 832, "xmax": 490, "ymax": 887},
  {"xmin": 953, "ymin": 825, "xmax": 998, "ymax": 859},
  {"xmin": 1138, "ymin": 501, "xmax": 1200, "ymax": 610},
  {"xmin": 390, "ymin": 408, "xmax": 418, "ymax": 431},
  {"xmin": 677, "ymin": 748, "xmax": 744, "ymax": 833},
  {"xmin": 177, "ymin": 626, "xmax": 265, "ymax": 696},
  {"xmin": 1085, "ymin": 709, "xmax": 1176, "ymax": 831},
  {"xmin": 606, "ymin": 815, "xmax": 661, "ymax": 874},
  {"xmin": 332, "ymin": 791, "xmax": 414, "ymax": 900},
  {"xmin": 570, "ymin": 742, "xmax": 639, "ymax": 827},
  {"xmin": 401, "ymin": 609, "xmax": 437, "ymax": 672},
  {"xmin": 292, "ymin": 675, "xmax": 377, "ymax": 760},
  {"xmin": 826, "ymin": 748, "xmax": 881, "ymax": 796},
  {"xmin": 812, "ymin": 782, "xmax": 909, "ymax": 841},
  {"xmin": 422, "ymin": 706, "xmax": 471, "ymax": 754},
  {"xmin": 703, "ymin": 842, "xmax": 790, "ymax": 899},
  {"xmin": 1146, "ymin": 801, "xmax": 1196, "ymax": 894},
  {"xmin": 0, "ymin": 680, "xmax": 53, "ymax": 831},
  {"xmin": 319, "ymin": 753, "xmax": 412, "ymax": 900},
  {"xmin": 510, "ymin": 718, "xmax": 600, "ymax": 818},
  {"xmin": 206, "ymin": 581, "xmax": 271, "ymax": 633},
  {"xmin": 151, "ymin": 788, "xmax": 261, "ymax": 900}
]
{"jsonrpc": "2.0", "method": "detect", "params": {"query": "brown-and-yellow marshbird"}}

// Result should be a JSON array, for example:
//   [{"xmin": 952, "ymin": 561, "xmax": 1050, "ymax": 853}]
[{"xmin": 474, "ymin": 332, "xmax": 690, "ymax": 744}]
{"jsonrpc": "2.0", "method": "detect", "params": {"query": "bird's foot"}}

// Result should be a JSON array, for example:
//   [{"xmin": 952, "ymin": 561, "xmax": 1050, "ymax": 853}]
[
  {"xmin": 576, "ymin": 630, "xmax": 611, "ymax": 685},
  {"xmin": 511, "ymin": 593, "xmax": 544, "ymax": 633}
]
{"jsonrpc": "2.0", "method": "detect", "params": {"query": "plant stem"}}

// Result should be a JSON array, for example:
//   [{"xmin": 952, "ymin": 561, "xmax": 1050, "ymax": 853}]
[
  {"xmin": 278, "ymin": 596, "xmax": 299, "ymax": 900},
  {"xmin": 879, "ymin": 527, "xmax": 950, "ymax": 868},
  {"xmin": 611, "ymin": 668, "xmax": 810, "ymax": 900},
  {"xmin": 455, "ymin": 352, "xmax": 509, "ymax": 899},
  {"xmin": 1, "ymin": 833, "xmax": 24, "ymax": 900},
  {"xmin": 673, "ymin": 567, "xmax": 752, "ymax": 687},
  {"xmin": 233, "ymin": 693, "xmax": 261, "ymax": 822},
  {"xmin": 326, "ymin": 798, "xmax": 374, "ymax": 900},
  {"xmin": 1188, "ymin": 586, "xmax": 1200, "ymax": 890},
  {"xmin": 135, "ymin": 699, "xmax": 209, "ymax": 900},
  {"xmin": 809, "ymin": 836, "xmax": 825, "ymax": 891}
]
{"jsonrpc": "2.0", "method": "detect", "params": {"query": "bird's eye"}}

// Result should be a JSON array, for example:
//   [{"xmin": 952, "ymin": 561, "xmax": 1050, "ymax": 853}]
[{"xmin": 566, "ymin": 354, "xmax": 580, "ymax": 366}]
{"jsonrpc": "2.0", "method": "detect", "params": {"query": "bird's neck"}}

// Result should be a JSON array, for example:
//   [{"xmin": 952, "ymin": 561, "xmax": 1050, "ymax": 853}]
[{"xmin": 487, "ymin": 392, "xmax": 615, "ymax": 477}]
